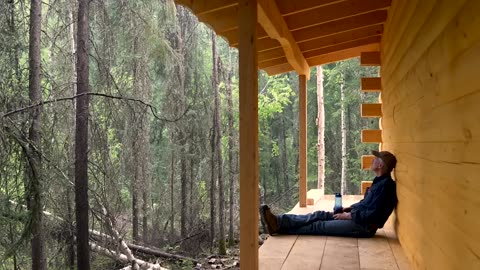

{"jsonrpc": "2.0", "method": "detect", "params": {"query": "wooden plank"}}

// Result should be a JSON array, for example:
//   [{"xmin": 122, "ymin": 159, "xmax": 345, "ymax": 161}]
[
  {"xmin": 263, "ymin": 43, "xmax": 379, "ymax": 75},
  {"xmin": 257, "ymin": 0, "xmax": 310, "ymax": 77},
  {"xmin": 384, "ymin": 228, "xmax": 412, "ymax": 270},
  {"xmin": 260, "ymin": 36, "xmax": 381, "ymax": 69},
  {"xmin": 361, "ymin": 181, "xmax": 372, "ymax": 195},
  {"xmin": 284, "ymin": 0, "xmax": 391, "ymax": 31},
  {"xmin": 298, "ymin": 75, "xmax": 307, "ymax": 207},
  {"xmin": 281, "ymin": 236, "xmax": 327, "ymax": 270},
  {"xmin": 307, "ymin": 43, "xmax": 379, "ymax": 68},
  {"xmin": 361, "ymin": 129, "xmax": 382, "ymax": 143},
  {"xmin": 358, "ymin": 230, "xmax": 399, "ymax": 269},
  {"xmin": 276, "ymin": 0, "xmax": 344, "ymax": 16},
  {"xmin": 298, "ymin": 24, "xmax": 383, "ymax": 52},
  {"xmin": 225, "ymin": 10, "xmax": 387, "ymax": 48},
  {"xmin": 361, "ymin": 77, "xmax": 382, "ymax": 92},
  {"xmin": 259, "ymin": 235, "xmax": 298, "ymax": 270},
  {"xmin": 320, "ymin": 237, "xmax": 360, "ymax": 270},
  {"xmin": 361, "ymin": 103, "xmax": 382, "ymax": 117},
  {"xmin": 303, "ymin": 36, "xmax": 382, "ymax": 59},
  {"xmin": 361, "ymin": 155, "xmax": 375, "ymax": 170},
  {"xmin": 238, "ymin": 0, "xmax": 259, "ymax": 269},
  {"xmin": 292, "ymin": 10, "xmax": 388, "ymax": 44},
  {"xmin": 383, "ymin": 0, "xmax": 469, "ymax": 91},
  {"xmin": 360, "ymin": 51, "xmax": 381, "ymax": 66}
]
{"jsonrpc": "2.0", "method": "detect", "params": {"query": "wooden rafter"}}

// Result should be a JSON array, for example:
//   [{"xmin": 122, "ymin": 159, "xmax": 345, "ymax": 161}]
[
  {"xmin": 222, "ymin": 10, "xmax": 387, "ymax": 50},
  {"xmin": 257, "ymin": 0, "xmax": 310, "ymax": 77},
  {"xmin": 263, "ymin": 43, "xmax": 379, "ymax": 75},
  {"xmin": 258, "ymin": 25, "xmax": 383, "ymax": 62},
  {"xmin": 284, "ymin": 0, "xmax": 391, "ymax": 30},
  {"xmin": 259, "ymin": 36, "xmax": 380, "ymax": 69}
]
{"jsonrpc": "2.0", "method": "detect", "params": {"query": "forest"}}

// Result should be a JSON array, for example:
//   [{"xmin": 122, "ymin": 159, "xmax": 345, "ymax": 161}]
[{"xmin": 0, "ymin": 0, "xmax": 379, "ymax": 269}]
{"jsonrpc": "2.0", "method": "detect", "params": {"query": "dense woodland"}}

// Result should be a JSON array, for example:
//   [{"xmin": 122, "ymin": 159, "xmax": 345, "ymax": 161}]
[{"xmin": 0, "ymin": 0, "xmax": 379, "ymax": 269}]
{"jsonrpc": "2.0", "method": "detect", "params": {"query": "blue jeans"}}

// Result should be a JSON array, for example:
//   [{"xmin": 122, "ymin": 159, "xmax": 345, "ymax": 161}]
[{"xmin": 277, "ymin": 211, "xmax": 375, "ymax": 237}]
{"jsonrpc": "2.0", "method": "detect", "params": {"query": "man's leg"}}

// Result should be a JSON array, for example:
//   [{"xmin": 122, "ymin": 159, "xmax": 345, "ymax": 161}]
[
  {"xmin": 283, "ymin": 219, "xmax": 374, "ymax": 237},
  {"xmin": 277, "ymin": 211, "xmax": 333, "ymax": 232}
]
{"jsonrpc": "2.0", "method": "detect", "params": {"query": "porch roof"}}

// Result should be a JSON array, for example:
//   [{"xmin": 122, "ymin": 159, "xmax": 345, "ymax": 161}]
[{"xmin": 175, "ymin": 0, "xmax": 390, "ymax": 77}]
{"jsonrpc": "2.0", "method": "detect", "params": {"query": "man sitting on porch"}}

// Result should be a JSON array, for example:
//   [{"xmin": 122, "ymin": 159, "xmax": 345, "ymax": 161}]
[{"xmin": 260, "ymin": 151, "xmax": 398, "ymax": 238}]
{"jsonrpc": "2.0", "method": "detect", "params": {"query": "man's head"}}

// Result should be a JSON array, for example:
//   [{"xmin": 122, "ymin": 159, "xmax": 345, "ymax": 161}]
[{"xmin": 370, "ymin": 150, "xmax": 397, "ymax": 175}]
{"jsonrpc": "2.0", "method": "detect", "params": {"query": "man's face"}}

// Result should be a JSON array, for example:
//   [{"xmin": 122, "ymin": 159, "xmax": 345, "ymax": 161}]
[{"xmin": 370, "ymin": 157, "xmax": 384, "ymax": 172}]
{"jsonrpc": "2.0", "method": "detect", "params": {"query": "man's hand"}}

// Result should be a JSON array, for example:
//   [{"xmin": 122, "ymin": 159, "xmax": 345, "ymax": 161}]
[{"xmin": 333, "ymin": 212, "xmax": 352, "ymax": 220}]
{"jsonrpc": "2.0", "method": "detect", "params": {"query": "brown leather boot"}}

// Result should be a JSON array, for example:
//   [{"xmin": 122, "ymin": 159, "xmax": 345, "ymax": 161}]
[{"xmin": 259, "ymin": 205, "xmax": 279, "ymax": 235}]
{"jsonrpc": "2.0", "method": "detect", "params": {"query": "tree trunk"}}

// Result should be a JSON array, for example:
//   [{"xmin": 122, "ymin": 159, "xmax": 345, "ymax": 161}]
[
  {"xmin": 212, "ymin": 33, "xmax": 226, "ymax": 255},
  {"xmin": 209, "ymin": 31, "xmax": 217, "ymax": 250},
  {"xmin": 170, "ymin": 149, "xmax": 175, "ymax": 239},
  {"xmin": 180, "ymin": 152, "xmax": 187, "ymax": 237},
  {"xmin": 226, "ymin": 49, "xmax": 235, "ymax": 247},
  {"xmin": 75, "ymin": 0, "xmax": 91, "ymax": 268},
  {"xmin": 316, "ymin": 66, "xmax": 325, "ymax": 195},
  {"xmin": 27, "ymin": 1, "xmax": 46, "ymax": 269},
  {"xmin": 340, "ymin": 75, "xmax": 347, "ymax": 195}
]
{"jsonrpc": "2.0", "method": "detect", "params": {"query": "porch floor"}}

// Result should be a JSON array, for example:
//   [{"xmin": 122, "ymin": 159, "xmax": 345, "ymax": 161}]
[{"xmin": 259, "ymin": 191, "xmax": 411, "ymax": 270}]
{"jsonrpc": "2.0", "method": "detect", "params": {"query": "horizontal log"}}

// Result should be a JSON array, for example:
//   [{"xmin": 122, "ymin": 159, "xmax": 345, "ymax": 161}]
[
  {"xmin": 361, "ymin": 155, "xmax": 375, "ymax": 170},
  {"xmin": 361, "ymin": 103, "xmax": 382, "ymax": 117},
  {"xmin": 362, "ymin": 129, "xmax": 382, "ymax": 143},
  {"xmin": 361, "ymin": 181, "xmax": 373, "ymax": 195},
  {"xmin": 360, "ymin": 51, "xmax": 381, "ymax": 66},
  {"xmin": 361, "ymin": 77, "xmax": 382, "ymax": 92}
]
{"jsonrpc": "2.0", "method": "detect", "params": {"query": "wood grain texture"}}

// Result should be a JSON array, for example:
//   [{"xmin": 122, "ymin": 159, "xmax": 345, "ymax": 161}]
[
  {"xmin": 238, "ymin": 1, "xmax": 259, "ymax": 269},
  {"xmin": 361, "ymin": 103, "xmax": 382, "ymax": 118},
  {"xmin": 381, "ymin": 0, "xmax": 480, "ymax": 269},
  {"xmin": 360, "ymin": 51, "xmax": 381, "ymax": 66},
  {"xmin": 298, "ymin": 75, "xmax": 308, "ymax": 207},
  {"xmin": 320, "ymin": 237, "xmax": 360, "ymax": 270},
  {"xmin": 361, "ymin": 155, "xmax": 375, "ymax": 170},
  {"xmin": 361, "ymin": 77, "xmax": 382, "ymax": 92},
  {"xmin": 359, "ymin": 230, "xmax": 399, "ymax": 270},
  {"xmin": 361, "ymin": 129, "xmax": 382, "ymax": 143}
]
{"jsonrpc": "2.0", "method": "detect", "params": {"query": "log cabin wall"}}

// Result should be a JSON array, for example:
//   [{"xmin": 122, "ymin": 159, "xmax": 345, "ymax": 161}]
[{"xmin": 380, "ymin": 0, "xmax": 480, "ymax": 269}]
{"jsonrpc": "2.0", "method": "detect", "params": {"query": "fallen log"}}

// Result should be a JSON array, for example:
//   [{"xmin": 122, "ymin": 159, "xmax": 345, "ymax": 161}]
[{"xmin": 89, "ymin": 242, "xmax": 167, "ymax": 270}]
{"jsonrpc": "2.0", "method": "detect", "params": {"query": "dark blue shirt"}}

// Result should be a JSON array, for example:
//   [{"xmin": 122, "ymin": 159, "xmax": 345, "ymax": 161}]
[{"xmin": 350, "ymin": 173, "xmax": 398, "ymax": 228}]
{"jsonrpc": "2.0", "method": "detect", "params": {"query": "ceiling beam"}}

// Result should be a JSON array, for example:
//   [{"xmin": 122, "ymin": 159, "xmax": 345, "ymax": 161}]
[
  {"xmin": 259, "ymin": 36, "xmax": 380, "ymax": 69},
  {"xmin": 284, "ymin": 0, "xmax": 391, "ymax": 30},
  {"xmin": 257, "ymin": 0, "xmax": 310, "ymax": 78},
  {"xmin": 263, "ymin": 43, "xmax": 379, "ymax": 75},
  {"xmin": 223, "ymin": 10, "xmax": 387, "ymax": 49},
  {"xmin": 258, "ymin": 24, "xmax": 383, "ymax": 62}
]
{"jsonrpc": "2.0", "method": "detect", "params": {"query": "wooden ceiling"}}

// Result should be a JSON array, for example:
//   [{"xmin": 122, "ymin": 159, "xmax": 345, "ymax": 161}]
[{"xmin": 175, "ymin": 0, "xmax": 391, "ymax": 76}]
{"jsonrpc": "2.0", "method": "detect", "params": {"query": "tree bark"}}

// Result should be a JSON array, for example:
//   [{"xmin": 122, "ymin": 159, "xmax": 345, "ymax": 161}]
[
  {"xmin": 340, "ymin": 74, "xmax": 347, "ymax": 195},
  {"xmin": 170, "ymin": 149, "xmax": 175, "ymax": 239},
  {"xmin": 75, "ymin": 0, "xmax": 91, "ymax": 268},
  {"xmin": 316, "ymin": 66, "xmax": 325, "ymax": 194},
  {"xmin": 212, "ymin": 33, "xmax": 226, "ymax": 255},
  {"xmin": 27, "ymin": 0, "xmax": 46, "ymax": 269},
  {"xmin": 209, "ymin": 31, "xmax": 217, "ymax": 250},
  {"xmin": 226, "ymin": 49, "xmax": 236, "ymax": 247}
]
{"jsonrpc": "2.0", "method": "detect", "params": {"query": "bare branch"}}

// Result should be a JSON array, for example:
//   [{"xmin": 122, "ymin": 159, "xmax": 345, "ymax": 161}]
[{"xmin": 2, "ymin": 92, "xmax": 189, "ymax": 123}]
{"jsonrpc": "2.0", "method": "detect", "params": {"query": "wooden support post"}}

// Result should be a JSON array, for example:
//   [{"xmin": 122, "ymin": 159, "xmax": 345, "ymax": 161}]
[
  {"xmin": 361, "ymin": 103, "xmax": 382, "ymax": 117},
  {"xmin": 299, "ymin": 74, "xmax": 307, "ymax": 207},
  {"xmin": 361, "ymin": 77, "xmax": 382, "ymax": 92},
  {"xmin": 238, "ymin": 1, "xmax": 258, "ymax": 269},
  {"xmin": 361, "ymin": 129, "xmax": 382, "ymax": 143},
  {"xmin": 361, "ymin": 155, "xmax": 375, "ymax": 170},
  {"xmin": 360, "ymin": 51, "xmax": 381, "ymax": 66}
]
